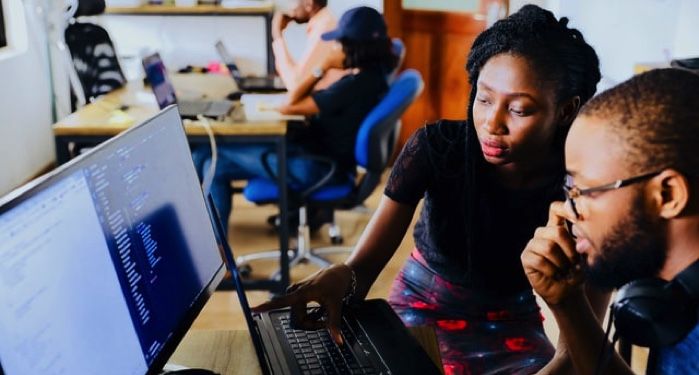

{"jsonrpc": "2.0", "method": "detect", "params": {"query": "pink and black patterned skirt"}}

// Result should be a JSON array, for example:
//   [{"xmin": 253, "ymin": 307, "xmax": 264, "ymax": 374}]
[{"xmin": 388, "ymin": 250, "xmax": 555, "ymax": 375}]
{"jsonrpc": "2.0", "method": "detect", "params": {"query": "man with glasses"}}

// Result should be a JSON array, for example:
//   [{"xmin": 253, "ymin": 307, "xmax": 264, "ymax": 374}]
[{"xmin": 521, "ymin": 68, "xmax": 699, "ymax": 374}]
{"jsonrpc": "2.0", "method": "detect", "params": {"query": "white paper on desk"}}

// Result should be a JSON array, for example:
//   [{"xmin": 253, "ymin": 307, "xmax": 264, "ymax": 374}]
[{"xmin": 240, "ymin": 93, "xmax": 305, "ymax": 122}]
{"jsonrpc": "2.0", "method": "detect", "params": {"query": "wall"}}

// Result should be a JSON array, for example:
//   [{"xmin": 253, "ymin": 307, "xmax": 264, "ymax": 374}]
[
  {"xmin": 103, "ymin": 0, "xmax": 381, "ymax": 80},
  {"xmin": 0, "ymin": 0, "xmax": 55, "ymax": 195},
  {"xmin": 511, "ymin": 0, "xmax": 695, "ymax": 92},
  {"xmin": 672, "ymin": 0, "xmax": 699, "ymax": 58}
]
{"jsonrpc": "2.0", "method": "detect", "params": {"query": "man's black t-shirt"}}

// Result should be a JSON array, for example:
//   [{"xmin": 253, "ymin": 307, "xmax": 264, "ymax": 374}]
[{"xmin": 303, "ymin": 67, "xmax": 388, "ymax": 172}]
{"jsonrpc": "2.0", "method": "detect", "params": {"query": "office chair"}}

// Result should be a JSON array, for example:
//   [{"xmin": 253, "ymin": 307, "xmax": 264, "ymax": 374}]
[
  {"xmin": 64, "ymin": 0, "xmax": 125, "ymax": 108},
  {"xmin": 265, "ymin": 38, "xmax": 407, "ymax": 236},
  {"xmin": 388, "ymin": 38, "xmax": 406, "ymax": 83},
  {"xmin": 238, "ymin": 69, "xmax": 424, "ymax": 278}
]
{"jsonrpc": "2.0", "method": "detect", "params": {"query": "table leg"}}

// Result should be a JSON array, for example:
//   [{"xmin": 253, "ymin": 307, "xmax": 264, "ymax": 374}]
[
  {"xmin": 276, "ymin": 137, "xmax": 289, "ymax": 293},
  {"xmin": 55, "ymin": 137, "xmax": 71, "ymax": 165}
]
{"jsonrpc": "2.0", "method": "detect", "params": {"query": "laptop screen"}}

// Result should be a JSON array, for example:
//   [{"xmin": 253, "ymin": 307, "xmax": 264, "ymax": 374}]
[
  {"xmin": 214, "ymin": 40, "xmax": 243, "ymax": 81},
  {"xmin": 142, "ymin": 53, "xmax": 178, "ymax": 109},
  {"xmin": 0, "ymin": 107, "xmax": 225, "ymax": 375}
]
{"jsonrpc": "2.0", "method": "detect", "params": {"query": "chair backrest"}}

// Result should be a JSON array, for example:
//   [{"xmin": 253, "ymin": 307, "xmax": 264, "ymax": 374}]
[
  {"xmin": 65, "ymin": 23, "xmax": 125, "ymax": 102},
  {"xmin": 387, "ymin": 38, "xmax": 406, "ymax": 83},
  {"xmin": 72, "ymin": 0, "xmax": 106, "ymax": 17},
  {"xmin": 352, "ymin": 69, "xmax": 423, "ymax": 202},
  {"xmin": 64, "ymin": 1, "xmax": 125, "ymax": 104}
]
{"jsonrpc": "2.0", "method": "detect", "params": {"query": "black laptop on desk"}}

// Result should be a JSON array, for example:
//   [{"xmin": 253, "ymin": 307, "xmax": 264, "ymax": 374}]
[
  {"xmin": 142, "ymin": 52, "xmax": 233, "ymax": 119},
  {"xmin": 215, "ymin": 40, "xmax": 286, "ymax": 92},
  {"xmin": 209, "ymin": 204, "xmax": 441, "ymax": 374}
]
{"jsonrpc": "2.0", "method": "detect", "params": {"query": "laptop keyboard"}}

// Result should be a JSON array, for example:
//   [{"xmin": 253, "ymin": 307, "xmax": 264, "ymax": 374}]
[{"xmin": 274, "ymin": 314, "xmax": 381, "ymax": 375}]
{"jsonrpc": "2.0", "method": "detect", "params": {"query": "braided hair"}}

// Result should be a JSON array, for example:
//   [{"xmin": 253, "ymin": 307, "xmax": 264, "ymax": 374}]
[{"xmin": 445, "ymin": 4, "xmax": 601, "ymax": 271}]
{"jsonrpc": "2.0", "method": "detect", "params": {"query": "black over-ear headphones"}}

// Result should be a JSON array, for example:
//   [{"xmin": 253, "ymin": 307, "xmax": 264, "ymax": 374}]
[{"xmin": 612, "ymin": 259, "xmax": 699, "ymax": 348}]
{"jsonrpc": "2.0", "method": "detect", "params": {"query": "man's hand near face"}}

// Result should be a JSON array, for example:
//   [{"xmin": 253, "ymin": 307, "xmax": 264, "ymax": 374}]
[
  {"xmin": 272, "ymin": 12, "xmax": 294, "ymax": 41},
  {"xmin": 522, "ymin": 201, "xmax": 584, "ymax": 306}
]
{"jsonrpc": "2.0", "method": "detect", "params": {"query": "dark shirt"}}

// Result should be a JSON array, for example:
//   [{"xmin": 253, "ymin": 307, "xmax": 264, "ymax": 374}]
[
  {"xmin": 305, "ymin": 67, "xmax": 388, "ymax": 172},
  {"xmin": 384, "ymin": 120, "xmax": 562, "ymax": 295}
]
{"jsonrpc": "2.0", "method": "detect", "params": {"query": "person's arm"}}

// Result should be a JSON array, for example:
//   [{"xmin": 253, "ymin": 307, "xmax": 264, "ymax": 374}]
[
  {"xmin": 278, "ymin": 46, "xmax": 345, "ymax": 116},
  {"xmin": 537, "ymin": 285, "xmax": 611, "ymax": 374},
  {"xmin": 285, "ymin": 46, "xmax": 344, "ymax": 105},
  {"xmin": 521, "ymin": 202, "xmax": 634, "ymax": 375},
  {"xmin": 253, "ymin": 129, "xmax": 431, "ymax": 345},
  {"xmin": 253, "ymin": 196, "xmax": 417, "ymax": 344},
  {"xmin": 272, "ymin": 35, "xmax": 298, "ymax": 90}
]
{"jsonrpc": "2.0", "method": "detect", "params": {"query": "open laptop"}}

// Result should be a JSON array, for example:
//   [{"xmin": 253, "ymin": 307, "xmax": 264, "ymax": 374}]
[
  {"xmin": 0, "ymin": 106, "xmax": 225, "ymax": 375},
  {"xmin": 210, "ymin": 200, "xmax": 441, "ymax": 374},
  {"xmin": 215, "ymin": 40, "xmax": 286, "ymax": 92},
  {"xmin": 142, "ymin": 52, "xmax": 233, "ymax": 119}
]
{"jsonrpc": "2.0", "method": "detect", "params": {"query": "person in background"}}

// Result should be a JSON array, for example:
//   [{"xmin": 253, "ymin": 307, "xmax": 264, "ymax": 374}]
[
  {"xmin": 272, "ymin": 0, "xmax": 346, "ymax": 91},
  {"xmin": 199, "ymin": 6, "xmax": 397, "ymax": 237},
  {"xmin": 522, "ymin": 68, "xmax": 699, "ymax": 374},
  {"xmin": 254, "ymin": 5, "xmax": 606, "ymax": 374}
]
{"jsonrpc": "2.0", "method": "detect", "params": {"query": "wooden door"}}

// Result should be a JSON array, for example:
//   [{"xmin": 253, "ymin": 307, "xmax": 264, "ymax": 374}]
[{"xmin": 384, "ymin": 0, "xmax": 506, "ymax": 149}]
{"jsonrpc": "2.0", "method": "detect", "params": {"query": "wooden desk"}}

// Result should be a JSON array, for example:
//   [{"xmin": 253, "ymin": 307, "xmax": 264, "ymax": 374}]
[
  {"xmin": 168, "ymin": 327, "xmax": 444, "ymax": 374},
  {"xmin": 105, "ymin": 3, "xmax": 275, "ymax": 74},
  {"xmin": 52, "ymin": 73, "xmax": 292, "ymax": 293}
]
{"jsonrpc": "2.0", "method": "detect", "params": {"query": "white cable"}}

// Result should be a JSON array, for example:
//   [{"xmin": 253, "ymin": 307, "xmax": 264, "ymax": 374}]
[{"xmin": 196, "ymin": 115, "xmax": 218, "ymax": 196}]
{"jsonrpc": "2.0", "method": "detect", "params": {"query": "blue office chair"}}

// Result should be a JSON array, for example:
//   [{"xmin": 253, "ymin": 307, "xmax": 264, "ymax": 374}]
[
  {"xmin": 238, "ymin": 69, "xmax": 424, "ymax": 276},
  {"xmin": 64, "ymin": 0, "xmax": 126, "ymax": 108},
  {"xmin": 388, "ymin": 38, "xmax": 406, "ymax": 83}
]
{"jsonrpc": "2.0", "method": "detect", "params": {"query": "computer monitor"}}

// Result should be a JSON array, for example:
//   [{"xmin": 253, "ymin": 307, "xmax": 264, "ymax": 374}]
[{"xmin": 0, "ymin": 106, "xmax": 225, "ymax": 375}]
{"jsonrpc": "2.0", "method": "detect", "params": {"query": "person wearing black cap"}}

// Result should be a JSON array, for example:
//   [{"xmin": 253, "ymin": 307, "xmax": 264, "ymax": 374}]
[{"xmin": 199, "ymin": 6, "xmax": 397, "ymax": 237}]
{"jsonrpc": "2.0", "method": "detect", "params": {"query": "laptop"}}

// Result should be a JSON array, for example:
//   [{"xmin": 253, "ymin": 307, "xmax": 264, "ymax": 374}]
[
  {"xmin": 210, "ymin": 200, "xmax": 441, "ymax": 374},
  {"xmin": 142, "ymin": 52, "xmax": 233, "ymax": 119},
  {"xmin": 215, "ymin": 40, "xmax": 286, "ymax": 92},
  {"xmin": 0, "ymin": 106, "xmax": 225, "ymax": 375}
]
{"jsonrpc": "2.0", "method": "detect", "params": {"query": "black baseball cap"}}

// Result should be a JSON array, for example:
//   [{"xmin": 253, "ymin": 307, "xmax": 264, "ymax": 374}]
[{"xmin": 321, "ymin": 6, "xmax": 388, "ymax": 42}]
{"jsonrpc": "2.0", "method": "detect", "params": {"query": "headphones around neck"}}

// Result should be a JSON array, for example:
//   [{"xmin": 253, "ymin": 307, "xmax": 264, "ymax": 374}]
[{"xmin": 611, "ymin": 259, "xmax": 699, "ymax": 348}]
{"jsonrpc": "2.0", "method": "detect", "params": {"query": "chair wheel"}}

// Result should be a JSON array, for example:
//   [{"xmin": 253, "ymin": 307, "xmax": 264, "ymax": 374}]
[
  {"xmin": 331, "ymin": 235, "xmax": 343, "ymax": 245},
  {"xmin": 239, "ymin": 264, "xmax": 252, "ymax": 278}
]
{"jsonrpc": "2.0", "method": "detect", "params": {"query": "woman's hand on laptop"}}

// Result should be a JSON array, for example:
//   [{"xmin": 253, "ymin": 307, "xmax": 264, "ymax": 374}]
[{"xmin": 252, "ymin": 264, "xmax": 354, "ymax": 345}]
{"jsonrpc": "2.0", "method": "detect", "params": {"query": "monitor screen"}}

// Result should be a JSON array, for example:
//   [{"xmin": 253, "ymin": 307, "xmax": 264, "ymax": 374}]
[
  {"xmin": 0, "ymin": 107, "xmax": 225, "ymax": 375},
  {"xmin": 142, "ymin": 53, "xmax": 177, "ymax": 109}
]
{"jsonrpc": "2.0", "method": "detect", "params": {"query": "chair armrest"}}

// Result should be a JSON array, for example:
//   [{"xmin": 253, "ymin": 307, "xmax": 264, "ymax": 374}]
[{"xmin": 260, "ymin": 150, "xmax": 338, "ymax": 199}]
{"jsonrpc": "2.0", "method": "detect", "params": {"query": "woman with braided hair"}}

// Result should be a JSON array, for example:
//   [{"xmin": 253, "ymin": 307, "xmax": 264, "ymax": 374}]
[{"xmin": 255, "ymin": 5, "xmax": 607, "ymax": 374}]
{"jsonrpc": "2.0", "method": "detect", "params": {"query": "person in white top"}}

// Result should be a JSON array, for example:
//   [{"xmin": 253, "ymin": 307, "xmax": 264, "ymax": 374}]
[{"xmin": 271, "ymin": 0, "xmax": 346, "ymax": 91}]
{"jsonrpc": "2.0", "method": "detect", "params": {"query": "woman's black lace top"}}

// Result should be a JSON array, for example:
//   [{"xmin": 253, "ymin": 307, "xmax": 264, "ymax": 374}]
[{"xmin": 384, "ymin": 120, "xmax": 563, "ymax": 295}]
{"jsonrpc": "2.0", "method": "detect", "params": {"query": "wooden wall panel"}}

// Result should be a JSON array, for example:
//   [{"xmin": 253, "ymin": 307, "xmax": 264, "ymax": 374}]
[{"xmin": 385, "ymin": 3, "xmax": 487, "ymax": 148}]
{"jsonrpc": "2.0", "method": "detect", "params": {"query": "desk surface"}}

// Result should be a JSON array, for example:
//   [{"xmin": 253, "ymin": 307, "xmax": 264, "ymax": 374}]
[
  {"xmin": 169, "ymin": 327, "xmax": 443, "ymax": 375},
  {"xmin": 106, "ymin": 3, "xmax": 274, "ymax": 15},
  {"xmin": 53, "ymin": 74, "xmax": 287, "ymax": 137}
]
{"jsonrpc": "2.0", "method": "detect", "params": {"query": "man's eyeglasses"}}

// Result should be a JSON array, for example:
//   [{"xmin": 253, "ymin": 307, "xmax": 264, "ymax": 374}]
[{"xmin": 563, "ymin": 171, "xmax": 662, "ymax": 219}]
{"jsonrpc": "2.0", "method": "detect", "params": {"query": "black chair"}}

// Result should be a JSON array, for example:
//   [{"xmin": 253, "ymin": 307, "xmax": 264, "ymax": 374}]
[
  {"xmin": 238, "ymin": 69, "xmax": 424, "ymax": 278},
  {"xmin": 64, "ymin": 0, "xmax": 125, "ymax": 107}
]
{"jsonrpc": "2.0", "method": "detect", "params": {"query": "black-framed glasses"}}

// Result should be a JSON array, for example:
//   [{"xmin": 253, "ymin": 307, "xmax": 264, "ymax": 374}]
[{"xmin": 563, "ymin": 171, "xmax": 662, "ymax": 219}]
